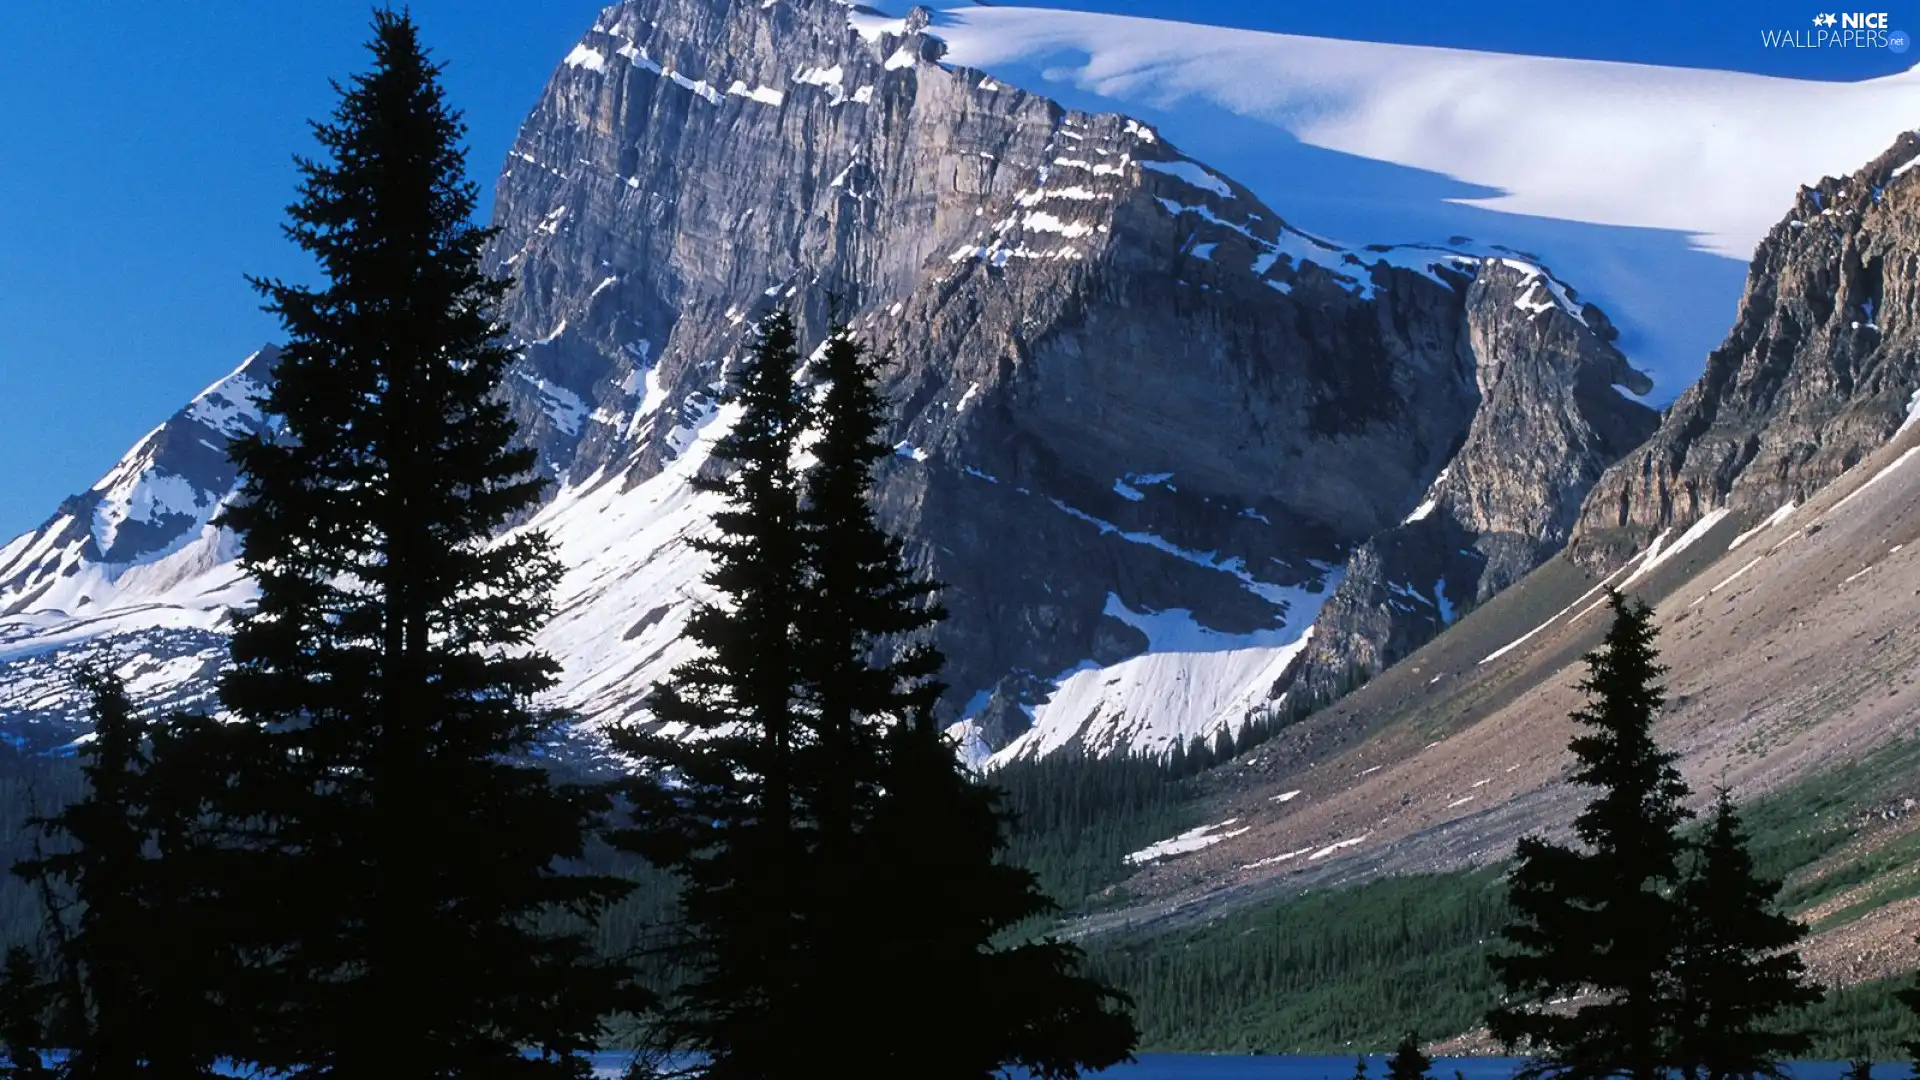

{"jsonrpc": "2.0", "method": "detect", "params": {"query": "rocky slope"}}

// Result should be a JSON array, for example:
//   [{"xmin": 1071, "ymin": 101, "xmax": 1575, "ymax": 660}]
[
  {"xmin": 1569, "ymin": 132, "xmax": 1920, "ymax": 569},
  {"xmin": 0, "ymin": 0, "xmax": 1654, "ymax": 763},
  {"xmin": 1073, "ymin": 137, "xmax": 1920, "ymax": 986}
]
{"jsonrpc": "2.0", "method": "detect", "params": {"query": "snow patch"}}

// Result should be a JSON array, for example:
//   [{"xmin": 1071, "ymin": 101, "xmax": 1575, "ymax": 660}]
[
  {"xmin": 1243, "ymin": 846, "xmax": 1315, "ymax": 870},
  {"xmin": 848, "ymin": 10, "xmax": 909, "ymax": 41},
  {"xmin": 1617, "ymin": 507, "xmax": 1731, "ymax": 590},
  {"xmin": 1139, "ymin": 158, "xmax": 1232, "ymax": 197},
  {"xmin": 563, "ymin": 44, "xmax": 608, "ymax": 72},
  {"xmin": 1479, "ymin": 548, "xmax": 1650, "ymax": 665},
  {"xmin": 1826, "ymin": 446, "xmax": 1920, "ymax": 519},
  {"xmin": 1126, "ymin": 818, "xmax": 1250, "ymax": 865},
  {"xmin": 1308, "ymin": 834, "xmax": 1369, "ymax": 861},
  {"xmin": 726, "ymin": 81, "xmax": 786, "ymax": 106},
  {"xmin": 1900, "ymin": 387, "xmax": 1920, "ymax": 437},
  {"xmin": 1728, "ymin": 502, "xmax": 1796, "ymax": 551}
]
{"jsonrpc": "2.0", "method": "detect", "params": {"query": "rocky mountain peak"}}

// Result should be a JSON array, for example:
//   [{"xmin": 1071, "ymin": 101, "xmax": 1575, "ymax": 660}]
[
  {"xmin": 1, "ymin": 0, "xmax": 1660, "ymax": 767},
  {"xmin": 1569, "ymin": 131, "xmax": 1920, "ymax": 570},
  {"xmin": 0, "ymin": 346, "xmax": 277, "ymax": 618}
]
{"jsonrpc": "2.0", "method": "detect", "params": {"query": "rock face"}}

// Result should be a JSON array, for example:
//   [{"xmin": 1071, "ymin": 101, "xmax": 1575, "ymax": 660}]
[
  {"xmin": 1569, "ymin": 133, "xmax": 1920, "ymax": 570},
  {"xmin": 0, "ymin": 0, "xmax": 1655, "ymax": 764}
]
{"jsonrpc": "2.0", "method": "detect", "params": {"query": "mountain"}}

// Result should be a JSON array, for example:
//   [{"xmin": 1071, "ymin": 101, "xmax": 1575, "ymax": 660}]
[
  {"xmin": 1, "ymin": 0, "xmax": 1653, "ymax": 765},
  {"xmin": 1068, "ymin": 134, "xmax": 1920, "ymax": 992},
  {"xmin": 1570, "ymin": 133, "xmax": 1920, "ymax": 569}
]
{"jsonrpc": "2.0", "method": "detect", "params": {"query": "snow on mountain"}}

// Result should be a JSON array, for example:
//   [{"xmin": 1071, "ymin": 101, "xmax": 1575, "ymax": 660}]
[
  {"xmin": 0, "ymin": 347, "xmax": 274, "ymax": 618},
  {"xmin": 983, "ymin": 588, "xmax": 1334, "ymax": 767},
  {"xmin": 0, "ymin": 0, "xmax": 1703, "ymax": 767},
  {"xmin": 517, "ymin": 398, "xmax": 737, "ymax": 733},
  {"xmin": 926, "ymin": 4, "xmax": 1920, "ymax": 398}
]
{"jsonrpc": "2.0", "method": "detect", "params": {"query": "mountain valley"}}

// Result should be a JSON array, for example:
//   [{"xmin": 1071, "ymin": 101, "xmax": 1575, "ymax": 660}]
[{"xmin": 3, "ymin": 0, "xmax": 1920, "ymax": 1056}]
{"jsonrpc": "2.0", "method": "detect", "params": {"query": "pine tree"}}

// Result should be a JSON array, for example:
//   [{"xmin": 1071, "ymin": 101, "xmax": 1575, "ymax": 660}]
[
  {"xmin": 860, "ymin": 714, "xmax": 1137, "ymax": 1079},
  {"xmin": 788, "ymin": 324, "xmax": 942, "ymax": 1062},
  {"xmin": 1669, "ymin": 789, "xmax": 1820, "ymax": 1080},
  {"xmin": 1187, "ymin": 735, "xmax": 1209, "ymax": 775},
  {"xmin": 1894, "ymin": 941, "xmax": 1920, "ymax": 1076},
  {"xmin": 1353, "ymin": 1054, "xmax": 1371, "ymax": 1080},
  {"xmin": 1487, "ymin": 588, "xmax": 1693, "ymax": 1080},
  {"xmin": 794, "ymin": 324, "xmax": 1135, "ymax": 1078},
  {"xmin": 608, "ymin": 310, "xmax": 814, "ymax": 1078},
  {"xmin": 10, "ymin": 668, "xmax": 219, "ymax": 1078},
  {"xmin": 0, "ymin": 947, "xmax": 53, "ymax": 1077},
  {"xmin": 1840, "ymin": 1061, "xmax": 1873, "ymax": 1080},
  {"xmin": 1213, "ymin": 725, "xmax": 1236, "ymax": 764},
  {"xmin": 209, "ymin": 10, "xmax": 638, "ymax": 1074},
  {"xmin": 1385, "ymin": 1032, "xmax": 1433, "ymax": 1080},
  {"xmin": 13, "ymin": 667, "xmax": 151, "ymax": 1077}
]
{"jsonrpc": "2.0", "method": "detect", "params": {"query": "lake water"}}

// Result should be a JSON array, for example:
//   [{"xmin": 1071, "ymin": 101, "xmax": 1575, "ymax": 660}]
[{"xmin": 577, "ymin": 1054, "xmax": 1908, "ymax": 1079}]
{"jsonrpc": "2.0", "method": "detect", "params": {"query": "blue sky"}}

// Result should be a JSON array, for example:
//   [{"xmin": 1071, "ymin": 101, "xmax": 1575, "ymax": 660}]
[{"xmin": 0, "ymin": 0, "xmax": 1912, "ymax": 541}]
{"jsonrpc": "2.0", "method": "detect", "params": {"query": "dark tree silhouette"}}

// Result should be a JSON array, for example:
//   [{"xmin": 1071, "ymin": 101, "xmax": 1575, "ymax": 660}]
[
  {"xmin": 609, "ymin": 310, "xmax": 814, "ymax": 1079},
  {"xmin": 788, "ymin": 324, "xmax": 942, "ymax": 1059},
  {"xmin": 1897, "ymin": 945, "xmax": 1920, "ymax": 1079},
  {"xmin": 1385, "ymin": 1032, "xmax": 1433, "ymax": 1080},
  {"xmin": 11, "ymin": 668, "xmax": 220, "ymax": 1078},
  {"xmin": 1669, "ymin": 789, "xmax": 1821, "ymax": 1080},
  {"xmin": 1488, "ymin": 589, "xmax": 1693, "ymax": 1080},
  {"xmin": 207, "ymin": 10, "xmax": 639, "ymax": 1074},
  {"xmin": 0, "ymin": 946, "xmax": 53, "ymax": 1077},
  {"xmin": 795, "ymin": 324, "xmax": 1136, "ymax": 1079}
]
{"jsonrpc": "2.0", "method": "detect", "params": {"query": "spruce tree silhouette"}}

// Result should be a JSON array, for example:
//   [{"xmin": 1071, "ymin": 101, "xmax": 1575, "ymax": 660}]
[
  {"xmin": 0, "ymin": 944, "xmax": 53, "ymax": 1075},
  {"xmin": 789, "ymin": 323, "xmax": 943, "ymax": 1067},
  {"xmin": 1385, "ymin": 1032, "xmax": 1433, "ymax": 1080},
  {"xmin": 793, "ymin": 324, "xmax": 1135, "ymax": 1078},
  {"xmin": 207, "ymin": 9, "xmax": 639, "ymax": 1074},
  {"xmin": 1896, "ymin": 944, "xmax": 1920, "ymax": 1077},
  {"xmin": 860, "ymin": 712, "xmax": 1137, "ymax": 1079},
  {"xmin": 609, "ymin": 310, "xmax": 814, "ymax": 1079},
  {"xmin": 1669, "ymin": 789, "xmax": 1820, "ymax": 1080},
  {"xmin": 1488, "ymin": 588, "xmax": 1692, "ymax": 1080},
  {"xmin": 10, "ymin": 668, "xmax": 222, "ymax": 1078}
]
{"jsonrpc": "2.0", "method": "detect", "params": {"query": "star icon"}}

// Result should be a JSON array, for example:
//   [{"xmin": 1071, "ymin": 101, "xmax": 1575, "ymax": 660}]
[
  {"xmin": 1814, "ymin": 12, "xmax": 1826, "ymax": 24},
  {"xmin": 1825, "ymin": 13, "xmax": 1840, "ymax": 25}
]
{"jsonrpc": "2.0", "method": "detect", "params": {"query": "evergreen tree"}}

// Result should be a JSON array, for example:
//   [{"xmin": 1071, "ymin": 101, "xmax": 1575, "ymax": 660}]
[
  {"xmin": 1840, "ymin": 1061, "xmax": 1873, "ymax": 1080},
  {"xmin": 861, "ymin": 715, "xmax": 1137, "ymax": 1079},
  {"xmin": 793, "ymin": 323, "xmax": 1136, "ymax": 1078},
  {"xmin": 1186, "ymin": 735, "xmax": 1208, "ymax": 775},
  {"xmin": 788, "ymin": 324, "xmax": 942, "ymax": 1061},
  {"xmin": 1487, "ymin": 588, "xmax": 1693, "ymax": 1080},
  {"xmin": 0, "ymin": 947, "xmax": 52, "ymax": 1077},
  {"xmin": 11, "ymin": 668, "xmax": 217, "ymax": 1078},
  {"xmin": 13, "ymin": 667, "xmax": 151, "ymax": 1077},
  {"xmin": 1895, "ymin": 940, "xmax": 1920, "ymax": 1076},
  {"xmin": 1213, "ymin": 726, "xmax": 1236, "ymax": 764},
  {"xmin": 1385, "ymin": 1032, "xmax": 1433, "ymax": 1080},
  {"xmin": 1353, "ymin": 1054, "xmax": 1370, "ymax": 1080},
  {"xmin": 1669, "ymin": 789, "xmax": 1821, "ymax": 1080},
  {"xmin": 210, "ymin": 11, "xmax": 638, "ymax": 1074},
  {"xmin": 609, "ymin": 310, "xmax": 814, "ymax": 1079}
]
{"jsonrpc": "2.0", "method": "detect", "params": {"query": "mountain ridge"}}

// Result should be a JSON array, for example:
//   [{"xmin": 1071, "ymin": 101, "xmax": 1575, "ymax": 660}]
[
  {"xmin": 1, "ymin": 0, "xmax": 1654, "ymax": 768},
  {"xmin": 1059, "ymin": 133, "xmax": 1920, "ymax": 984}
]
